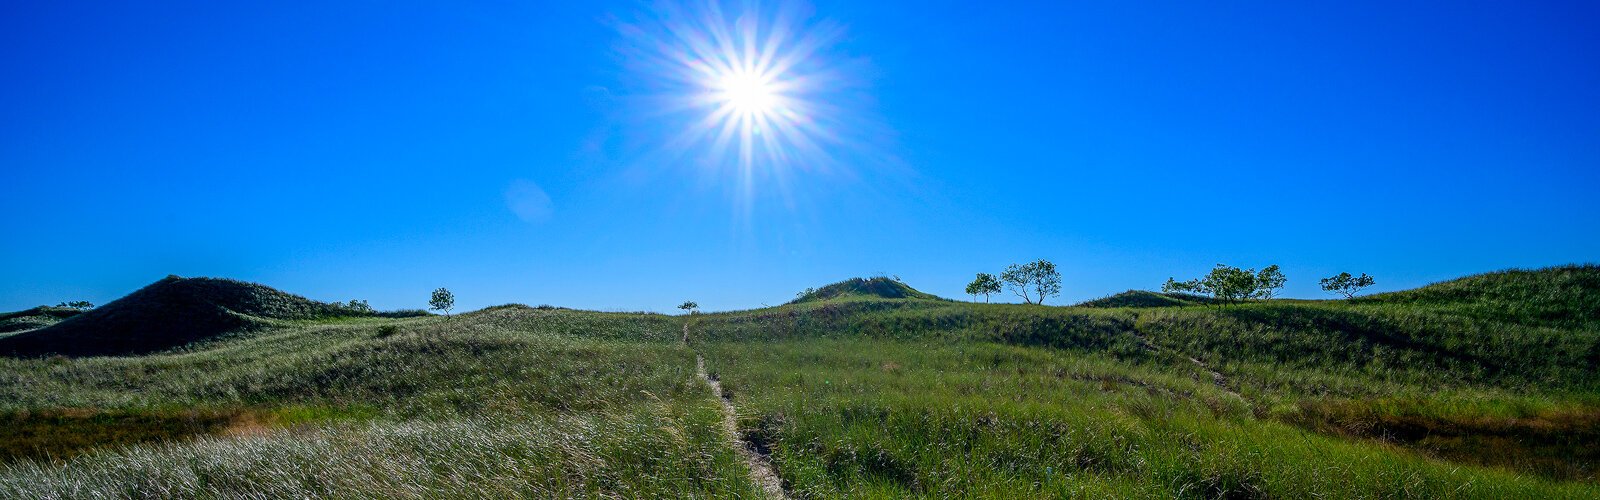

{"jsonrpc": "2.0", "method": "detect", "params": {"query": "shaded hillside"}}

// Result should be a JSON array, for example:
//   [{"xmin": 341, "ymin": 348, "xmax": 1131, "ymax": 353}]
[
  {"xmin": 0, "ymin": 276, "xmax": 348, "ymax": 357},
  {"xmin": 1076, "ymin": 290, "xmax": 1196, "ymax": 308},
  {"xmin": 790, "ymin": 277, "xmax": 943, "ymax": 304},
  {"xmin": 0, "ymin": 307, "xmax": 82, "ymax": 335},
  {"xmin": 1359, "ymin": 264, "xmax": 1600, "ymax": 328}
]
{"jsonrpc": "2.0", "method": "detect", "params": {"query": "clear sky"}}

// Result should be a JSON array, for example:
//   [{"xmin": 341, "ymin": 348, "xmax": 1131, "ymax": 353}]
[{"xmin": 3, "ymin": 1, "xmax": 1597, "ymax": 313}]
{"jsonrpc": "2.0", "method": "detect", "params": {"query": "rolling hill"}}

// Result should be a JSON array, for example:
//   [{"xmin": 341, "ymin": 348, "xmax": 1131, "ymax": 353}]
[
  {"xmin": 0, "ymin": 276, "xmax": 365, "ymax": 357},
  {"xmin": 0, "ymin": 266, "xmax": 1595, "ymax": 498},
  {"xmin": 1359, "ymin": 264, "xmax": 1600, "ymax": 328},
  {"xmin": 790, "ymin": 277, "xmax": 945, "ymax": 303},
  {"xmin": 0, "ymin": 306, "xmax": 82, "ymax": 335},
  {"xmin": 1075, "ymin": 289, "xmax": 1198, "ymax": 308}
]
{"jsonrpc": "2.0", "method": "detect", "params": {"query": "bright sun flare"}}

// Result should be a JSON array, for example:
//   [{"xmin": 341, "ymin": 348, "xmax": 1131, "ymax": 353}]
[
  {"xmin": 716, "ymin": 70, "xmax": 778, "ymax": 115},
  {"xmin": 620, "ymin": 0, "xmax": 876, "ymax": 206}
]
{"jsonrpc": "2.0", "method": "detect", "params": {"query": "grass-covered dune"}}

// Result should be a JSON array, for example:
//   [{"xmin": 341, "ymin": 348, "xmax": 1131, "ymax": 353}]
[
  {"xmin": 791, "ymin": 276, "xmax": 945, "ymax": 304},
  {"xmin": 1075, "ymin": 290, "xmax": 1200, "ymax": 308},
  {"xmin": 0, "ymin": 306, "xmax": 81, "ymax": 335},
  {"xmin": 0, "ymin": 266, "xmax": 1596, "ymax": 498},
  {"xmin": 0, "ymin": 276, "xmax": 422, "ymax": 357},
  {"xmin": 1358, "ymin": 264, "xmax": 1600, "ymax": 328}
]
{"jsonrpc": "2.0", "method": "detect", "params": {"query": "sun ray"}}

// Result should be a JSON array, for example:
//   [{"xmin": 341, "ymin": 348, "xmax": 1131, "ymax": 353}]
[{"xmin": 614, "ymin": 0, "xmax": 891, "ymax": 215}]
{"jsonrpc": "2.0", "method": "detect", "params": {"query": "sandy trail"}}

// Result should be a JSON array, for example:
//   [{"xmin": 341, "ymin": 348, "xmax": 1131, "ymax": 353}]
[
  {"xmin": 695, "ymin": 354, "xmax": 788, "ymax": 499},
  {"xmin": 685, "ymin": 322, "xmax": 787, "ymax": 498}
]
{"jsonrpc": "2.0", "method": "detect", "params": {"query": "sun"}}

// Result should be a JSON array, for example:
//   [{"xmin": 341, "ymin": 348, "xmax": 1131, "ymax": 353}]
[
  {"xmin": 716, "ymin": 69, "xmax": 778, "ymax": 115},
  {"xmin": 615, "ymin": 0, "xmax": 886, "ymax": 211}
]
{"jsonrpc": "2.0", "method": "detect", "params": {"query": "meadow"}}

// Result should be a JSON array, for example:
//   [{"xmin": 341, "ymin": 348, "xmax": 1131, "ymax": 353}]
[
  {"xmin": 0, "ymin": 307, "xmax": 759, "ymax": 497},
  {"xmin": 0, "ymin": 266, "xmax": 1595, "ymax": 498}
]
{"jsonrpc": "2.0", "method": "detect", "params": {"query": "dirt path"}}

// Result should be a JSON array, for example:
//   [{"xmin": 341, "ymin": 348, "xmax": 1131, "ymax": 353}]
[
  {"xmin": 1126, "ymin": 323, "xmax": 1249, "ymax": 406},
  {"xmin": 1181, "ymin": 353, "xmax": 1246, "ymax": 403},
  {"xmin": 684, "ymin": 322, "xmax": 787, "ymax": 498},
  {"xmin": 696, "ymin": 354, "xmax": 788, "ymax": 499}
]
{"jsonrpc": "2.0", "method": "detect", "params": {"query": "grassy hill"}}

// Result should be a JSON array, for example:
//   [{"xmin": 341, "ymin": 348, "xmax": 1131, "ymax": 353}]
[
  {"xmin": 790, "ymin": 277, "xmax": 944, "ymax": 303},
  {"xmin": 0, "ymin": 306, "xmax": 81, "ymax": 335},
  {"xmin": 0, "ymin": 267, "xmax": 1596, "ymax": 497},
  {"xmin": 1359, "ymin": 264, "xmax": 1600, "ymax": 328},
  {"xmin": 1076, "ymin": 290, "xmax": 1200, "ymax": 308},
  {"xmin": 0, "ymin": 276, "xmax": 415, "ymax": 357}
]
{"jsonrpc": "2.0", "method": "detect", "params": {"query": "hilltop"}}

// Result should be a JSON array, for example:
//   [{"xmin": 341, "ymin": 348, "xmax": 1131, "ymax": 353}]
[
  {"xmin": 789, "ymin": 276, "xmax": 944, "ymax": 303},
  {"xmin": 1360, "ymin": 264, "xmax": 1600, "ymax": 328},
  {"xmin": 0, "ymin": 276, "xmax": 365, "ymax": 357},
  {"xmin": 1075, "ymin": 290, "xmax": 1201, "ymax": 308}
]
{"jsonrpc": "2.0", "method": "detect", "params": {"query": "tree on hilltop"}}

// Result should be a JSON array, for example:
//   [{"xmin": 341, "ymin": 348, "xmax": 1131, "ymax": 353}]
[
  {"xmin": 1001, "ymin": 259, "xmax": 1062, "ymax": 305},
  {"xmin": 56, "ymin": 301, "xmax": 94, "ymax": 310},
  {"xmin": 1320, "ymin": 272, "xmax": 1375, "ymax": 299},
  {"xmin": 1164, "ymin": 263, "xmax": 1283, "ymax": 304},
  {"xmin": 430, "ymin": 288, "xmax": 455, "ymax": 316},
  {"xmin": 1254, "ymin": 265, "xmax": 1287, "ymax": 300},
  {"xmin": 678, "ymin": 300, "xmax": 699, "ymax": 314},
  {"xmin": 965, "ymin": 273, "xmax": 1002, "ymax": 303}
]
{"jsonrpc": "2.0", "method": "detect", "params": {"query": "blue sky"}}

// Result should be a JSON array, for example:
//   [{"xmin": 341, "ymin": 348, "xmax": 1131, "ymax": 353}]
[{"xmin": 3, "ymin": 1, "xmax": 1597, "ymax": 312}]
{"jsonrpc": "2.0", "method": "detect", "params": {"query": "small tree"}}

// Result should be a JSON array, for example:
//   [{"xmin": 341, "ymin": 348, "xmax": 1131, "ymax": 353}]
[
  {"xmin": 1000, "ymin": 259, "xmax": 1062, "ymax": 305},
  {"xmin": 1320, "ymin": 272, "xmax": 1375, "ymax": 299},
  {"xmin": 1254, "ymin": 265, "xmax": 1286, "ymax": 300},
  {"xmin": 430, "ymin": 288, "xmax": 455, "ymax": 316},
  {"xmin": 1164, "ymin": 264, "xmax": 1274, "ymax": 304},
  {"xmin": 965, "ymin": 273, "xmax": 1002, "ymax": 303},
  {"xmin": 344, "ymin": 299, "xmax": 373, "ymax": 313},
  {"xmin": 678, "ymin": 300, "xmax": 699, "ymax": 314},
  {"xmin": 56, "ymin": 301, "xmax": 94, "ymax": 310},
  {"xmin": 1162, "ymin": 276, "xmax": 1200, "ymax": 294}
]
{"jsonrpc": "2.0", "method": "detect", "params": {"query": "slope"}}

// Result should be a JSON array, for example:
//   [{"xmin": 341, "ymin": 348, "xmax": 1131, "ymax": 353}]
[
  {"xmin": 1359, "ymin": 264, "xmax": 1600, "ymax": 328},
  {"xmin": 0, "ymin": 276, "xmax": 345, "ymax": 357},
  {"xmin": 0, "ymin": 306, "xmax": 82, "ymax": 335},
  {"xmin": 790, "ymin": 277, "xmax": 944, "ymax": 304}
]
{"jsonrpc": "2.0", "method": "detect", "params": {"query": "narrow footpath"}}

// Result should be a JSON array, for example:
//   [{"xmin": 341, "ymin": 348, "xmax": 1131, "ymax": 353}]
[{"xmin": 687, "ymin": 323, "xmax": 788, "ymax": 499}]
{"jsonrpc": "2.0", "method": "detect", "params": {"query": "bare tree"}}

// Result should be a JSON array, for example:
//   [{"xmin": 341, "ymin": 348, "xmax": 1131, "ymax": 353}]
[{"xmin": 1000, "ymin": 259, "xmax": 1062, "ymax": 305}]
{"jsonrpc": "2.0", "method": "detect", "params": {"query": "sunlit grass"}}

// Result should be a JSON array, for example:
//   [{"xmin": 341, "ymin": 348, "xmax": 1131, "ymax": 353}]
[
  {"xmin": 699, "ymin": 338, "xmax": 1597, "ymax": 497},
  {"xmin": 0, "ymin": 306, "xmax": 757, "ymax": 497},
  {"xmin": 0, "ymin": 266, "xmax": 1596, "ymax": 497}
]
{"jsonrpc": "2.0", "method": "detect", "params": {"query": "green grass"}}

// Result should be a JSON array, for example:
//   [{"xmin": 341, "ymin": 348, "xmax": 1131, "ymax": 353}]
[
  {"xmin": 1359, "ymin": 264, "xmax": 1600, "ymax": 329},
  {"xmin": 791, "ymin": 276, "xmax": 945, "ymax": 304},
  {"xmin": 697, "ymin": 339, "xmax": 1594, "ymax": 497},
  {"xmin": 0, "ymin": 266, "xmax": 1596, "ymax": 497},
  {"xmin": 678, "ymin": 266, "xmax": 1600, "ymax": 496},
  {"xmin": 0, "ymin": 306, "xmax": 759, "ymax": 497},
  {"xmin": 0, "ymin": 306, "xmax": 80, "ymax": 335}
]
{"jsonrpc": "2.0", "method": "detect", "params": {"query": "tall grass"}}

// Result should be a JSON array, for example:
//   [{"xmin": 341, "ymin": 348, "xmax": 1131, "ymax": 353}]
[
  {"xmin": 1, "ymin": 266, "xmax": 1596, "ymax": 497},
  {"xmin": 0, "ymin": 306, "xmax": 757, "ymax": 497},
  {"xmin": 0, "ymin": 408, "xmax": 757, "ymax": 498},
  {"xmin": 699, "ymin": 339, "xmax": 1598, "ymax": 497}
]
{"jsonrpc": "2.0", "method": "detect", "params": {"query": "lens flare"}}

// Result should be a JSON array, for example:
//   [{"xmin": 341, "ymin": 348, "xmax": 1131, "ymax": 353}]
[
  {"xmin": 614, "ymin": 1, "xmax": 883, "ymax": 211},
  {"xmin": 716, "ymin": 69, "xmax": 777, "ymax": 115}
]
